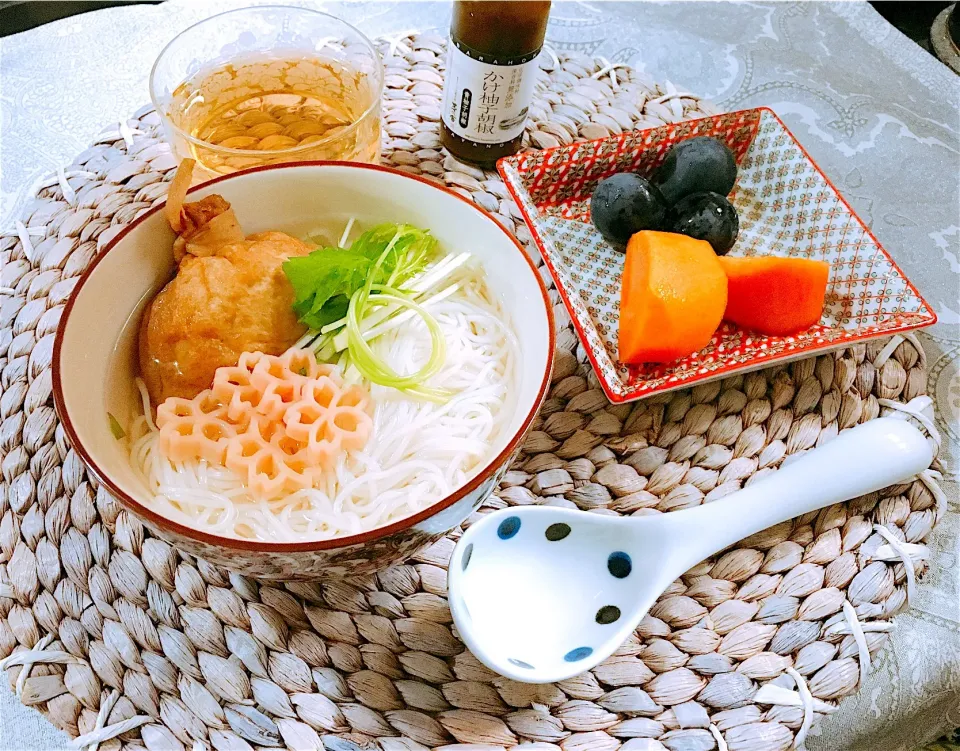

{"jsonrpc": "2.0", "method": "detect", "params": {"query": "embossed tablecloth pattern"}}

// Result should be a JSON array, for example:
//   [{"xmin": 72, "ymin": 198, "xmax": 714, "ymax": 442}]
[{"xmin": 1, "ymin": 2, "xmax": 958, "ymax": 750}]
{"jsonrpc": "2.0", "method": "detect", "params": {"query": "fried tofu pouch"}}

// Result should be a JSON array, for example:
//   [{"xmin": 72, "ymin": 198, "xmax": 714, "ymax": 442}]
[{"xmin": 139, "ymin": 160, "xmax": 310, "ymax": 404}]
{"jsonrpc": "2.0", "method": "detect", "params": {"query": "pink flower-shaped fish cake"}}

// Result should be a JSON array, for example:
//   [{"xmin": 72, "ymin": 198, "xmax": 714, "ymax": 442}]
[
  {"xmin": 324, "ymin": 385, "xmax": 373, "ymax": 452},
  {"xmin": 157, "ymin": 391, "xmax": 236, "ymax": 465},
  {"xmin": 213, "ymin": 359, "xmax": 265, "ymax": 422}
]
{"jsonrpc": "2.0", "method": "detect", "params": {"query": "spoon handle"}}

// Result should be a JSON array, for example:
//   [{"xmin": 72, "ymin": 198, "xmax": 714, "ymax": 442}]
[{"xmin": 660, "ymin": 417, "xmax": 932, "ymax": 573}]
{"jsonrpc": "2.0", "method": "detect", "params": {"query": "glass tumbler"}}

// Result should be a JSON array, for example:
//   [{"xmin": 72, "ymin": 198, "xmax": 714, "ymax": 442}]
[{"xmin": 149, "ymin": 6, "xmax": 384, "ymax": 178}]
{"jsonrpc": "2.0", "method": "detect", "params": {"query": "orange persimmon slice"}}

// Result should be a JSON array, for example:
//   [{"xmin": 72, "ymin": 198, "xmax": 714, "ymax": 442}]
[
  {"xmin": 618, "ymin": 231, "xmax": 728, "ymax": 364},
  {"xmin": 718, "ymin": 255, "xmax": 830, "ymax": 336}
]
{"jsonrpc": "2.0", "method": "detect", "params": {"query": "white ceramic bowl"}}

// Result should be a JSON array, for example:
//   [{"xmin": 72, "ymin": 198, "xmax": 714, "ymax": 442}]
[{"xmin": 53, "ymin": 162, "xmax": 554, "ymax": 579}]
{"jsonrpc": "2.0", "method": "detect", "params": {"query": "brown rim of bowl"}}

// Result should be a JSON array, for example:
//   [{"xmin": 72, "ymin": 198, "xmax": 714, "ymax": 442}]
[{"xmin": 52, "ymin": 160, "xmax": 556, "ymax": 553}]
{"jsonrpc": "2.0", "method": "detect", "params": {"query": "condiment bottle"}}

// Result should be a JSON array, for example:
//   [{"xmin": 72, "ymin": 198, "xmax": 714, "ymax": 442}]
[{"xmin": 440, "ymin": 0, "xmax": 552, "ymax": 168}]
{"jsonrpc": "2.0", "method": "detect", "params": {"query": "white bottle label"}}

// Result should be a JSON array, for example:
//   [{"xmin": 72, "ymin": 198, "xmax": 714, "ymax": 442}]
[{"xmin": 441, "ymin": 41, "xmax": 539, "ymax": 146}]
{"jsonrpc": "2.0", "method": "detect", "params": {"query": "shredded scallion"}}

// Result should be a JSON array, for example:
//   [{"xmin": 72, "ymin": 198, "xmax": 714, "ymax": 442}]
[
  {"xmin": 287, "ymin": 222, "xmax": 465, "ymax": 401},
  {"xmin": 108, "ymin": 412, "xmax": 126, "ymax": 440}
]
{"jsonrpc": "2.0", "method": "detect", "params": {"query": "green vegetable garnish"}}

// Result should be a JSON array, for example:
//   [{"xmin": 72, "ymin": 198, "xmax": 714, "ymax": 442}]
[
  {"xmin": 345, "ymin": 285, "xmax": 450, "ymax": 401},
  {"xmin": 284, "ymin": 224, "xmax": 437, "ymax": 329},
  {"xmin": 108, "ymin": 413, "xmax": 126, "ymax": 440},
  {"xmin": 285, "ymin": 249, "xmax": 373, "ymax": 329},
  {"xmin": 285, "ymin": 223, "xmax": 461, "ymax": 401}
]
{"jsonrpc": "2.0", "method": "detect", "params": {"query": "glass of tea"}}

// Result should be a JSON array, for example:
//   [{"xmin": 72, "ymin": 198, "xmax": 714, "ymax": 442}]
[{"xmin": 149, "ymin": 6, "xmax": 384, "ymax": 177}]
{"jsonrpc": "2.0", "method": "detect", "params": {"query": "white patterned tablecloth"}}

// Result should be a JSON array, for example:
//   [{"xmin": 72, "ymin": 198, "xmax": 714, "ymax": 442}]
[{"xmin": 1, "ymin": 2, "xmax": 958, "ymax": 749}]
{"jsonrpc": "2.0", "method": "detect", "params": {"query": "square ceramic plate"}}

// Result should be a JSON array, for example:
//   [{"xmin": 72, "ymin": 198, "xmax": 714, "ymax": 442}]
[{"xmin": 498, "ymin": 107, "xmax": 937, "ymax": 403}]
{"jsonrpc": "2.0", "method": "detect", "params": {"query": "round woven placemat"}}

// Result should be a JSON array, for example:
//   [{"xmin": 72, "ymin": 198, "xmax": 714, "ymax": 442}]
[{"xmin": 0, "ymin": 33, "xmax": 946, "ymax": 751}]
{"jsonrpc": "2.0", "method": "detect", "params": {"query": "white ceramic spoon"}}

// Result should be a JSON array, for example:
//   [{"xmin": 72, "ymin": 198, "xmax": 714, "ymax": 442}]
[{"xmin": 448, "ymin": 417, "xmax": 932, "ymax": 684}]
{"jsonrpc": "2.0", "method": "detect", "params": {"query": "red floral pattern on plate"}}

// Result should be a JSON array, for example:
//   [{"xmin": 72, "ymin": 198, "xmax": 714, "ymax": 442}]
[{"xmin": 498, "ymin": 107, "xmax": 936, "ymax": 403}]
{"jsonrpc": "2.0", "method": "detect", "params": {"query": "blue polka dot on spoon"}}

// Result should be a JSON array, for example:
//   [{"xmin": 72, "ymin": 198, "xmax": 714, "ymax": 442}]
[
  {"xmin": 596, "ymin": 605, "xmax": 621, "ymax": 624},
  {"xmin": 564, "ymin": 646, "xmax": 593, "ymax": 662},
  {"xmin": 498, "ymin": 516, "xmax": 521, "ymax": 539},
  {"xmin": 607, "ymin": 551, "xmax": 632, "ymax": 578}
]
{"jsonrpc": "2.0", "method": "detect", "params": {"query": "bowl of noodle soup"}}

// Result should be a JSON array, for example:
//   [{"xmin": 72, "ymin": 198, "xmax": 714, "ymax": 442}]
[{"xmin": 53, "ymin": 162, "xmax": 554, "ymax": 579}]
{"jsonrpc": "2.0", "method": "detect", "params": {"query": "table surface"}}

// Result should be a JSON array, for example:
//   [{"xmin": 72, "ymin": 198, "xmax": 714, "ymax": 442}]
[{"xmin": 1, "ymin": 2, "xmax": 958, "ymax": 749}]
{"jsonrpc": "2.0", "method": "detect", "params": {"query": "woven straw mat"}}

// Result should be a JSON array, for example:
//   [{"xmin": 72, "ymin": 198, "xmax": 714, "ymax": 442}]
[{"xmin": 0, "ymin": 33, "xmax": 947, "ymax": 751}]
